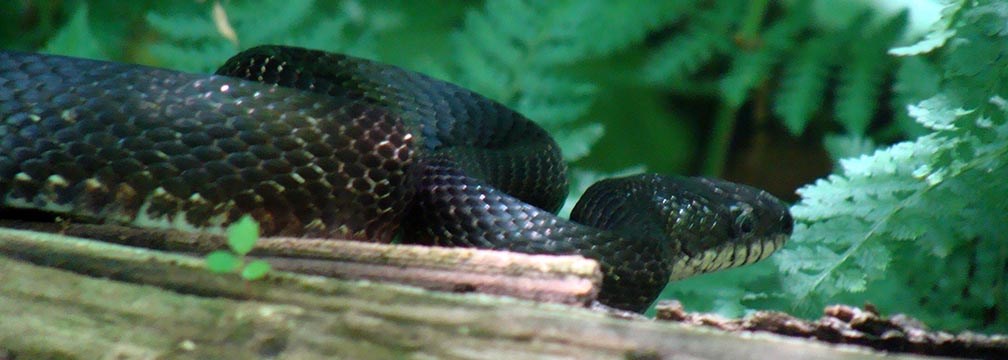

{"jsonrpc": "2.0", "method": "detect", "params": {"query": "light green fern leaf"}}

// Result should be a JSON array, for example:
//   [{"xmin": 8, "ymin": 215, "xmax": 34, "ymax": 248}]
[
  {"xmin": 780, "ymin": 91, "xmax": 1008, "ymax": 328},
  {"xmin": 889, "ymin": 0, "xmax": 964, "ymax": 56}
]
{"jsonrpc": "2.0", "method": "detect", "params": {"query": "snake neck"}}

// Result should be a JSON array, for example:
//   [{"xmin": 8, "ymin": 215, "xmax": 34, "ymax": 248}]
[{"xmin": 400, "ymin": 156, "xmax": 673, "ymax": 311}]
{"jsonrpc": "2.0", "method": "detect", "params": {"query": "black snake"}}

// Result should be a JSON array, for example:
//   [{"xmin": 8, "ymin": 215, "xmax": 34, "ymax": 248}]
[{"xmin": 0, "ymin": 45, "xmax": 792, "ymax": 311}]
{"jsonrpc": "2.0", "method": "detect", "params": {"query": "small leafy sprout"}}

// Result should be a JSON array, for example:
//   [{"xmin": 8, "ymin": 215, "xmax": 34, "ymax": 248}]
[{"xmin": 205, "ymin": 215, "xmax": 272, "ymax": 280}]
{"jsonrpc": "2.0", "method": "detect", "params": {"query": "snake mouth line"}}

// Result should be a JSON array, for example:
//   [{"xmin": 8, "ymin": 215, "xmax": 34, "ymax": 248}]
[{"xmin": 667, "ymin": 233, "xmax": 789, "ymax": 281}]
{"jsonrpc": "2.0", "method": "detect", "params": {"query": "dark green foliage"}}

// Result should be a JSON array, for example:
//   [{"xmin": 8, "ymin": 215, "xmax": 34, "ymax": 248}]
[{"xmin": 8, "ymin": 0, "xmax": 1006, "ymax": 333}]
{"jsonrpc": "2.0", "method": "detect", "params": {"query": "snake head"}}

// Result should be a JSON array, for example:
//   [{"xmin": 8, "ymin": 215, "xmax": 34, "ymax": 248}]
[
  {"xmin": 571, "ymin": 173, "xmax": 792, "ymax": 283},
  {"xmin": 661, "ymin": 176, "xmax": 793, "ymax": 280}
]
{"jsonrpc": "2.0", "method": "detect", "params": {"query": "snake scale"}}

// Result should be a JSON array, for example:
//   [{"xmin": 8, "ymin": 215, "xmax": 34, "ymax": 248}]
[{"xmin": 0, "ymin": 45, "xmax": 792, "ymax": 311}]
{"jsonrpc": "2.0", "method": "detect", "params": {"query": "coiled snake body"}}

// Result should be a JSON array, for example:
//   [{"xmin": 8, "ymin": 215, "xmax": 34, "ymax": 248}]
[{"xmin": 0, "ymin": 46, "xmax": 791, "ymax": 311}]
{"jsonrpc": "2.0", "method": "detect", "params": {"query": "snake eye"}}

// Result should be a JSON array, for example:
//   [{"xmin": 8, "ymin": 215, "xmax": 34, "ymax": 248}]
[{"xmin": 731, "ymin": 205, "xmax": 755, "ymax": 236}]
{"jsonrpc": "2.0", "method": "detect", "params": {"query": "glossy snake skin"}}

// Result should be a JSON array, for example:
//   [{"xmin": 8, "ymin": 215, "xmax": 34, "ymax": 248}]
[{"xmin": 0, "ymin": 46, "xmax": 792, "ymax": 311}]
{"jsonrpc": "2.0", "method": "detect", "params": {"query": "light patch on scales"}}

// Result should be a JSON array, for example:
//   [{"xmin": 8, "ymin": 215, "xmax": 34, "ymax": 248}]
[
  {"xmin": 3, "ymin": 195, "xmax": 75, "ymax": 215},
  {"xmin": 3, "ymin": 172, "xmax": 75, "ymax": 214},
  {"xmin": 130, "ymin": 187, "xmax": 232, "ymax": 235},
  {"xmin": 2, "ymin": 182, "xmax": 232, "ymax": 236}
]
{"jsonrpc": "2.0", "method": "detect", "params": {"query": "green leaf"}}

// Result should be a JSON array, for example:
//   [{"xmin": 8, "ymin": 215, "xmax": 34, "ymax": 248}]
[
  {"xmin": 448, "ymin": 0, "xmax": 623, "ymax": 161},
  {"xmin": 643, "ymin": 28, "xmax": 726, "ymax": 83},
  {"xmin": 888, "ymin": 0, "xmax": 963, "ymax": 56},
  {"xmin": 146, "ymin": 0, "xmax": 392, "ymax": 72},
  {"xmin": 720, "ymin": 49, "xmax": 774, "ymax": 108},
  {"xmin": 833, "ymin": 12, "xmax": 907, "ymax": 135},
  {"xmin": 572, "ymin": 1, "xmax": 693, "ymax": 57},
  {"xmin": 642, "ymin": 1, "xmax": 740, "ymax": 83},
  {"xmin": 560, "ymin": 165, "xmax": 645, "ymax": 217},
  {"xmin": 781, "ymin": 90, "xmax": 1008, "ymax": 332},
  {"xmin": 43, "ymin": 3, "xmax": 105, "ymax": 59},
  {"xmin": 889, "ymin": 29, "xmax": 955, "ymax": 56},
  {"xmin": 227, "ymin": 215, "xmax": 260, "ymax": 255},
  {"xmin": 206, "ymin": 251, "xmax": 240, "ymax": 273},
  {"xmin": 720, "ymin": 8, "xmax": 804, "ymax": 108},
  {"xmin": 773, "ymin": 36, "xmax": 834, "ymax": 135},
  {"xmin": 907, "ymin": 95, "xmax": 971, "ymax": 131},
  {"xmin": 892, "ymin": 57, "xmax": 942, "ymax": 137},
  {"xmin": 241, "ymin": 260, "xmax": 272, "ymax": 280},
  {"xmin": 823, "ymin": 133, "xmax": 876, "ymax": 162},
  {"xmin": 552, "ymin": 123, "xmax": 604, "ymax": 162},
  {"xmin": 145, "ymin": 9, "xmax": 218, "ymax": 42}
]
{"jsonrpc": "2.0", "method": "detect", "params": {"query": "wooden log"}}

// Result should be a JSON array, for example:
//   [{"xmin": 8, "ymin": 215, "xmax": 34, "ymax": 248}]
[
  {"xmin": 0, "ymin": 221, "xmax": 600, "ymax": 306},
  {"xmin": 0, "ymin": 227, "xmax": 943, "ymax": 359}
]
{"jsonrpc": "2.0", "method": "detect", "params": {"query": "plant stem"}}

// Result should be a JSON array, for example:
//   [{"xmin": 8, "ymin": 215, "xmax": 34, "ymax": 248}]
[
  {"xmin": 702, "ymin": 103, "xmax": 738, "ymax": 177},
  {"xmin": 701, "ymin": 0, "xmax": 769, "ymax": 177},
  {"xmin": 739, "ymin": 0, "xmax": 770, "ymax": 43}
]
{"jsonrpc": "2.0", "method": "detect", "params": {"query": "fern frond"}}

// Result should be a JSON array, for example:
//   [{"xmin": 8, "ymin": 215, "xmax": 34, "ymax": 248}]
[
  {"xmin": 643, "ymin": 26, "xmax": 731, "ymax": 84},
  {"xmin": 834, "ymin": 12, "xmax": 908, "ymax": 134},
  {"xmin": 228, "ymin": 0, "xmax": 315, "ymax": 46},
  {"xmin": 146, "ymin": 0, "xmax": 393, "ymax": 72},
  {"xmin": 822, "ymin": 133, "xmax": 877, "ymax": 162},
  {"xmin": 515, "ymin": 75, "xmax": 597, "ymax": 125},
  {"xmin": 560, "ymin": 165, "xmax": 645, "ymax": 216},
  {"xmin": 449, "ymin": 0, "xmax": 669, "ymax": 164},
  {"xmin": 943, "ymin": 3, "xmax": 1008, "ymax": 107},
  {"xmin": 145, "ymin": 41, "xmax": 236, "ymax": 73},
  {"xmin": 888, "ymin": 0, "xmax": 964, "ymax": 56},
  {"xmin": 642, "ymin": 1, "xmax": 741, "ymax": 83},
  {"xmin": 551, "ymin": 123, "xmax": 604, "ymax": 163},
  {"xmin": 720, "ymin": 4, "xmax": 806, "ymax": 107},
  {"xmin": 780, "ymin": 92, "xmax": 1008, "ymax": 329},
  {"xmin": 145, "ymin": 11, "xmax": 219, "ymax": 43},
  {"xmin": 572, "ymin": 1, "xmax": 694, "ymax": 57},
  {"xmin": 773, "ymin": 36, "xmax": 834, "ymax": 135},
  {"xmin": 43, "ymin": 3, "xmax": 104, "ymax": 59},
  {"xmin": 891, "ymin": 57, "xmax": 942, "ymax": 137}
]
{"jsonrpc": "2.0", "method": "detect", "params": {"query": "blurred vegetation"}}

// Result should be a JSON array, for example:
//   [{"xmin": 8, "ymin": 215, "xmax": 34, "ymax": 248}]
[{"xmin": 1, "ymin": 0, "xmax": 1005, "ymax": 333}]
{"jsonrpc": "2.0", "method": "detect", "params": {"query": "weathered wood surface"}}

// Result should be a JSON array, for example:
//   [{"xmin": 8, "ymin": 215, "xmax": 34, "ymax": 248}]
[
  {"xmin": 0, "ymin": 221, "xmax": 601, "ymax": 305},
  {"xmin": 0, "ymin": 227, "xmax": 946, "ymax": 359}
]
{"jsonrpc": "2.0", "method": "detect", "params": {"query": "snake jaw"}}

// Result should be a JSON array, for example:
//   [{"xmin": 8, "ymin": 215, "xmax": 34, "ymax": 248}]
[
  {"xmin": 656, "ymin": 177, "xmax": 793, "ymax": 280},
  {"xmin": 666, "ymin": 232, "xmax": 790, "ymax": 281}
]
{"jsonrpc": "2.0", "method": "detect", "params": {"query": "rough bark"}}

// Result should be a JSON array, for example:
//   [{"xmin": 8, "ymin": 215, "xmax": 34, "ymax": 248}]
[
  {"xmin": 656, "ymin": 301, "xmax": 1008, "ymax": 359},
  {"xmin": 0, "ymin": 226, "xmax": 950, "ymax": 360}
]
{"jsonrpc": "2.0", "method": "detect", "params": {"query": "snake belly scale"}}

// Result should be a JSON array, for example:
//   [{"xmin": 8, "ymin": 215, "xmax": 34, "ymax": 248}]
[{"xmin": 0, "ymin": 45, "xmax": 792, "ymax": 311}]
